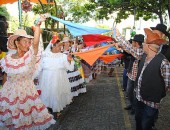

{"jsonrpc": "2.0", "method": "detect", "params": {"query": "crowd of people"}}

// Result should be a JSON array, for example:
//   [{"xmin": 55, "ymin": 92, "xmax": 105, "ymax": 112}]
[
  {"xmin": 0, "ymin": 13, "xmax": 169, "ymax": 130},
  {"xmin": 0, "ymin": 14, "xmax": 121, "ymax": 130},
  {"xmin": 114, "ymin": 24, "xmax": 170, "ymax": 130}
]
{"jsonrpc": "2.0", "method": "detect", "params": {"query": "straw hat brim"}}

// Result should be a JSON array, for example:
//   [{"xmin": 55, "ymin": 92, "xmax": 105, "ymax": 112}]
[
  {"xmin": 7, "ymin": 34, "xmax": 34, "ymax": 50},
  {"xmin": 147, "ymin": 39, "xmax": 167, "ymax": 45},
  {"xmin": 61, "ymin": 37, "xmax": 70, "ymax": 43}
]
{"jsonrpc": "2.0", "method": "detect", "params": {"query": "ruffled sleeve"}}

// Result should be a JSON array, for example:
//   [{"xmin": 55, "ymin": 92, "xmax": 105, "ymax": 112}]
[{"xmin": 0, "ymin": 46, "xmax": 37, "ymax": 75}]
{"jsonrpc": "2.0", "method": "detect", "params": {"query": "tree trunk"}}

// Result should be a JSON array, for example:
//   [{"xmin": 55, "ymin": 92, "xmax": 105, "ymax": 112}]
[
  {"xmin": 38, "ymin": 0, "xmax": 47, "ymax": 28},
  {"xmin": 57, "ymin": 21, "xmax": 59, "ymax": 32},
  {"xmin": 51, "ymin": 20, "xmax": 55, "ymax": 31},
  {"xmin": 54, "ymin": 0, "xmax": 59, "ymax": 32},
  {"xmin": 158, "ymin": 0, "xmax": 163, "ymax": 24},
  {"xmin": 158, "ymin": 13, "xmax": 164, "ymax": 24},
  {"xmin": 167, "ymin": 3, "xmax": 170, "ymax": 22}
]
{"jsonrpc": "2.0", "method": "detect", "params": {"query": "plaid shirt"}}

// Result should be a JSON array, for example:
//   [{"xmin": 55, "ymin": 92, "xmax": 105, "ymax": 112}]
[
  {"xmin": 136, "ymin": 58, "xmax": 170, "ymax": 109},
  {"xmin": 127, "ymin": 60, "xmax": 139, "ymax": 81},
  {"xmin": 118, "ymin": 40, "xmax": 143, "ymax": 81},
  {"xmin": 118, "ymin": 39, "xmax": 144, "ymax": 60},
  {"xmin": 118, "ymin": 38, "xmax": 170, "ymax": 109}
]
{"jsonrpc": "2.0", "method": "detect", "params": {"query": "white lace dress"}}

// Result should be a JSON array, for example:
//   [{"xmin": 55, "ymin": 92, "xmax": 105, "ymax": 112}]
[
  {"xmin": 38, "ymin": 44, "xmax": 74, "ymax": 112},
  {"xmin": 0, "ymin": 46, "xmax": 55, "ymax": 130}
]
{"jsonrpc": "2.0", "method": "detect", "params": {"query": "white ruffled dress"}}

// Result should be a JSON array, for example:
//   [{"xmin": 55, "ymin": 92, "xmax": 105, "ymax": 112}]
[
  {"xmin": 0, "ymin": 46, "xmax": 55, "ymax": 130},
  {"xmin": 38, "ymin": 45, "xmax": 74, "ymax": 113}
]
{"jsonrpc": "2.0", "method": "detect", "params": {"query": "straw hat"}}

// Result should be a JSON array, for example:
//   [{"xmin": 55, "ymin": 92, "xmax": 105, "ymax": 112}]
[
  {"xmin": 61, "ymin": 37, "xmax": 70, "ymax": 43},
  {"xmin": 7, "ymin": 29, "xmax": 34, "ymax": 50},
  {"xmin": 144, "ymin": 28, "xmax": 167, "ymax": 46}
]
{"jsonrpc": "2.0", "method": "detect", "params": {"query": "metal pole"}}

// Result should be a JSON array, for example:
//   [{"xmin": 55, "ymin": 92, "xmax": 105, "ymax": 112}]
[
  {"xmin": 134, "ymin": 7, "xmax": 136, "ymax": 29},
  {"xmin": 18, "ymin": 0, "xmax": 22, "ymax": 28}
]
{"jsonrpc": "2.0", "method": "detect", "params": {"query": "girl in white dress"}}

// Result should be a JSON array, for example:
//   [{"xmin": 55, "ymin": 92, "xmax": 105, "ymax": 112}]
[
  {"xmin": 62, "ymin": 37, "xmax": 86, "ymax": 97},
  {"xmin": 38, "ymin": 40, "xmax": 74, "ymax": 115}
]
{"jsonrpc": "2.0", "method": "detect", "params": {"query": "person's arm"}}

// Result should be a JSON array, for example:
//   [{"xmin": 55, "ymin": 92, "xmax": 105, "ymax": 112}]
[
  {"xmin": 33, "ymin": 14, "xmax": 47, "ymax": 55},
  {"xmin": 67, "ymin": 53, "xmax": 73, "ymax": 64},
  {"xmin": 63, "ymin": 54, "xmax": 75, "ymax": 71},
  {"xmin": 160, "ymin": 59, "xmax": 170, "ymax": 91},
  {"xmin": 115, "ymin": 37, "xmax": 144, "ymax": 60}
]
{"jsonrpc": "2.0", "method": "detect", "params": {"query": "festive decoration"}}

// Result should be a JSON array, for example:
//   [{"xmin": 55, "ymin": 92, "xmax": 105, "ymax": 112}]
[
  {"xmin": 0, "ymin": 0, "xmax": 54, "ymax": 5},
  {"xmin": 82, "ymin": 34, "xmax": 113, "ymax": 46},
  {"xmin": 100, "ymin": 42, "xmax": 120, "ymax": 54},
  {"xmin": 22, "ymin": 0, "xmax": 32, "ymax": 13},
  {"xmin": 72, "ymin": 45, "xmax": 113, "ymax": 66},
  {"xmin": 130, "ymin": 27, "xmax": 136, "ymax": 38},
  {"xmin": 49, "ymin": 16, "xmax": 111, "ymax": 36},
  {"xmin": 37, "ymin": 89, "xmax": 41, "ymax": 95},
  {"xmin": 99, "ymin": 54, "xmax": 124, "ymax": 64},
  {"xmin": 51, "ymin": 32, "xmax": 59, "ymax": 44}
]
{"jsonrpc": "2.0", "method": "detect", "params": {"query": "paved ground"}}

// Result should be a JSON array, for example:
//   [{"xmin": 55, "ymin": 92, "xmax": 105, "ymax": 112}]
[
  {"xmin": 48, "ymin": 67, "xmax": 135, "ymax": 130},
  {"xmin": 0, "ymin": 67, "xmax": 169, "ymax": 130},
  {"xmin": 47, "ymin": 67, "xmax": 170, "ymax": 130}
]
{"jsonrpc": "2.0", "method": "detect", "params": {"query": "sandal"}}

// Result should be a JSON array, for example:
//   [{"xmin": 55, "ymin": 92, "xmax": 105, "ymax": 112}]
[{"xmin": 56, "ymin": 112, "xmax": 62, "ymax": 118}]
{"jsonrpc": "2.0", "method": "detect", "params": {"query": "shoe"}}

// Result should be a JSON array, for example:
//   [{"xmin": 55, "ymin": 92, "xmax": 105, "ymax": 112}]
[
  {"xmin": 124, "ymin": 105, "xmax": 132, "ymax": 110},
  {"xmin": 47, "ymin": 108, "xmax": 53, "ymax": 114},
  {"xmin": 130, "ymin": 109, "xmax": 135, "ymax": 115},
  {"xmin": 122, "ymin": 89, "xmax": 125, "ymax": 91},
  {"xmin": 152, "ymin": 126, "xmax": 157, "ymax": 130}
]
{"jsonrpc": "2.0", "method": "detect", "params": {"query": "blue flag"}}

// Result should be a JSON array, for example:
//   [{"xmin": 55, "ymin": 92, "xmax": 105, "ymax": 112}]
[{"xmin": 50, "ymin": 16, "xmax": 111, "ymax": 36}]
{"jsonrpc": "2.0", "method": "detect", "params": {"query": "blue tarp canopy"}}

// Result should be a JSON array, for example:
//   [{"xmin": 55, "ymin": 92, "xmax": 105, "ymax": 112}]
[{"xmin": 50, "ymin": 16, "xmax": 112, "ymax": 37}]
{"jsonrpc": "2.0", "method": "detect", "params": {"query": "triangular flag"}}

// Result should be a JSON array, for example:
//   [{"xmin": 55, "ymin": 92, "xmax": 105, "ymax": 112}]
[
  {"xmin": 72, "ymin": 45, "xmax": 112, "ymax": 66},
  {"xmin": 49, "ymin": 16, "xmax": 111, "ymax": 36},
  {"xmin": 82, "ymin": 34, "xmax": 114, "ymax": 46},
  {"xmin": 99, "ymin": 54, "xmax": 124, "ymax": 64}
]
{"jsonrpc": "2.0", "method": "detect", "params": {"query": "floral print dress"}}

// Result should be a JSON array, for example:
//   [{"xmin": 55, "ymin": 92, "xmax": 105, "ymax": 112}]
[{"xmin": 0, "ymin": 46, "xmax": 55, "ymax": 130}]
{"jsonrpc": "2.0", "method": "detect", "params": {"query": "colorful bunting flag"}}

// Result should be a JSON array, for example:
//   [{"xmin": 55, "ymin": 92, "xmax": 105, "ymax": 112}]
[
  {"xmin": 82, "ymin": 34, "xmax": 113, "ymax": 46},
  {"xmin": 72, "ymin": 45, "xmax": 113, "ymax": 66},
  {"xmin": 99, "ymin": 54, "xmax": 124, "ymax": 64},
  {"xmin": 49, "ymin": 16, "xmax": 111, "ymax": 36}
]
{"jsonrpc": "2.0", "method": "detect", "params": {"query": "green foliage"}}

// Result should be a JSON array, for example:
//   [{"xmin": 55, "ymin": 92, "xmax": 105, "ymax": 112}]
[
  {"xmin": 68, "ymin": 3, "xmax": 92, "ymax": 23},
  {"xmin": 74, "ymin": 0, "xmax": 169, "ymax": 24},
  {"xmin": 0, "ymin": 6, "xmax": 10, "ymax": 20},
  {"xmin": 32, "ymin": 1, "xmax": 66, "ymax": 30},
  {"xmin": 95, "ymin": 24, "xmax": 112, "ymax": 36},
  {"xmin": 8, "ymin": 14, "xmax": 36, "ymax": 33}
]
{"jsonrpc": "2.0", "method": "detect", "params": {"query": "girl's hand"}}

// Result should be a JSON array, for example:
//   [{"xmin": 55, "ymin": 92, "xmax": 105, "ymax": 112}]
[
  {"xmin": 35, "ymin": 13, "xmax": 49, "ymax": 26},
  {"xmin": 67, "ymin": 53, "xmax": 73, "ymax": 62},
  {"xmin": 40, "ymin": 13, "xmax": 50, "ymax": 22}
]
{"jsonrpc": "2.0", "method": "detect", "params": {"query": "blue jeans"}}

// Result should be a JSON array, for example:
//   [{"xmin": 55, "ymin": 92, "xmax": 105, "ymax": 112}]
[
  {"xmin": 135, "ymin": 100, "xmax": 158, "ymax": 130},
  {"xmin": 123, "ymin": 69, "xmax": 128, "ymax": 90}
]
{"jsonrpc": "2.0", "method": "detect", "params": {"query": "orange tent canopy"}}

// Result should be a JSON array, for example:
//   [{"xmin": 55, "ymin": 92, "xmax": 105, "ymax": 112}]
[
  {"xmin": 72, "ymin": 45, "xmax": 113, "ymax": 66},
  {"xmin": 0, "ymin": 0, "xmax": 52, "ymax": 5},
  {"xmin": 99, "ymin": 54, "xmax": 124, "ymax": 64}
]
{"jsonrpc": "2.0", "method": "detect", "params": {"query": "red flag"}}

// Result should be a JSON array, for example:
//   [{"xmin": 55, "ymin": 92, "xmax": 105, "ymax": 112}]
[{"xmin": 82, "ymin": 34, "xmax": 114, "ymax": 46}]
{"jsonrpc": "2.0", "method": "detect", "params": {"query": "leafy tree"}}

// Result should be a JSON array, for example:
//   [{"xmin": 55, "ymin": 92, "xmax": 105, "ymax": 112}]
[
  {"xmin": 32, "ymin": 1, "xmax": 64, "ymax": 30},
  {"xmin": 129, "ymin": 0, "xmax": 168, "ymax": 24},
  {"xmin": 0, "ymin": 6, "xmax": 10, "ymax": 20},
  {"xmin": 71, "ymin": 0, "xmax": 169, "ymax": 24},
  {"xmin": 7, "ymin": 13, "xmax": 36, "ymax": 33}
]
